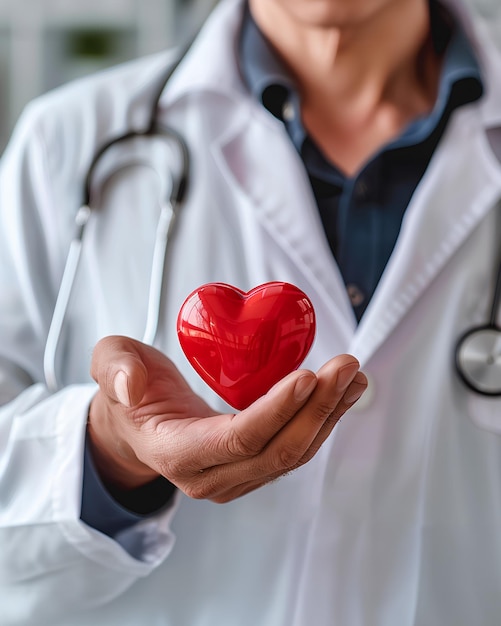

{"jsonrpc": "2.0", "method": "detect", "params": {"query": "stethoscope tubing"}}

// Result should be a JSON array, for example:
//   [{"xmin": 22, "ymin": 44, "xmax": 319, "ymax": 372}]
[
  {"xmin": 42, "ymin": 38, "xmax": 501, "ymax": 397},
  {"xmin": 43, "ymin": 50, "xmax": 191, "ymax": 393},
  {"xmin": 43, "ymin": 206, "xmax": 91, "ymax": 392}
]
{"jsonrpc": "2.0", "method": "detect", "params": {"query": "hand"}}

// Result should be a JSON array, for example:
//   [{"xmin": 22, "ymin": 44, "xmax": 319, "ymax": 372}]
[{"xmin": 88, "ymin": 336, "xmax": 367, "ymax": 503}]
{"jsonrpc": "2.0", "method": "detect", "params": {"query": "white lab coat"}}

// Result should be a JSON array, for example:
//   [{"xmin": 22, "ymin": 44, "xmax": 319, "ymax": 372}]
[{"xmin": 1, "ymin": 0, "xmax": 501, "ymax": 624}]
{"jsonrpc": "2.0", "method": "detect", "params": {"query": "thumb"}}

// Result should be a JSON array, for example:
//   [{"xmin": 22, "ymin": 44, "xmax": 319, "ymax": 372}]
[{"xmin": 90, "ymin": 335, "xmax": 149, "ymax": 407}]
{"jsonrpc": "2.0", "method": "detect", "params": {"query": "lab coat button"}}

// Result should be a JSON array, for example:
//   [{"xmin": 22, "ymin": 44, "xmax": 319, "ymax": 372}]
[
  {"xmin": 282, "ymin": 100, "xmax": 295, "ymax": 122},
  {"xmin": 347, "ymin": 283, "xmax": 365, "ymax": 307},
  {"xmin": 354, "ymin": 179, "xmax": 369, "ymax": 200}
]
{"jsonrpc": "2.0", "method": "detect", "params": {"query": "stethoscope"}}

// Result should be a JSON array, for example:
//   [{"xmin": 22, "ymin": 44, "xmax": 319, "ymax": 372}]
[
  {"xmin": 43, "ymin": 50, "xmax": 190, "ymax": 392},
  {"xmin": 455, "ymin": 250, "xmax": 501, "ymax": 397},
  {"xmin": 42, "ymin": 48, "xmax": 501, "ymax": 397}
]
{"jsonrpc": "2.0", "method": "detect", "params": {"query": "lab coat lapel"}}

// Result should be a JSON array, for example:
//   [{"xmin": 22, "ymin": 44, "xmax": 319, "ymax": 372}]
[
  {"xmin": 348, "ymin": 1, "xmax": 501, "ymax": 364},
  {"xmin": 213, "ymin": 99, "xmax": 501, "ymax": 366},
  {"xmin": 159, "ymin": 0, "xmax": 501, "ymax": 365},
  {"xmin": 158, "ymin": 0, "xmax": 356, "ymax": 335},
  {"xmin": 350, "ymin": 105, "xmax": 501, "ymax": 365},
  {"xmin": 213, "ymin": 108, "xmax": 357, "ymax": 337}
]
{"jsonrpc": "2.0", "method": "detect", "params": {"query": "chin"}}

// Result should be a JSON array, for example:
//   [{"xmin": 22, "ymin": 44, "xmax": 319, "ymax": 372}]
[{"xmin": 272, "ymin": 0, "xmax": 405, "ymax": 28}]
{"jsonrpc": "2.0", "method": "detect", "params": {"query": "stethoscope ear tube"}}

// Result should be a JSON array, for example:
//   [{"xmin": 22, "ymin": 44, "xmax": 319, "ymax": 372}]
[
  {"xmin": 43, "ymin": 206, "xmax": 91, "ymax": 392},
  {"xmin": 142, "ymin": 200, "xmax": 175, "ymax": 346},
  {"xmin": 42, "ymin": 53, "xmax": 192, "ymax": 392}
]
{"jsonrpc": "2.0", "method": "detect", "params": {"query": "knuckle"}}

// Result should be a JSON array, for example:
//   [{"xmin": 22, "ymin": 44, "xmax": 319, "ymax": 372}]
[
  {"xmin": 199, "ymin": 424, "xmax": 263, "ymax": 460},
  {"xmin": 158, "ymin": 457, "xmax": 185, "ymax": 480},
  {"xmin": 296, "ymin": 444, "xmax": 319, "ymax": 467},
  {"xmin": 225, "ymin": 428, "xmax": 264, "ymax": 458},
  {"xmin": 274, "ymin": 443, "xmax": 304, "ymax": 470},
  {"xmin": 321, "ymin": 412, "xmax": 341, "ymax": 434},
  {"xmin": 151, "ymin": 441, "xmax": 183, "ymax": 478},
  {"xmin": 311, "ymin": 401, "xmax": 335, "ymax": 423},
  {"xmin": 184, "ymin": 476, "xmax": 218, "ymax": 501},
  {"xmin": 332, "ymin": 403, "xmax": 348, "ymax": 420}
]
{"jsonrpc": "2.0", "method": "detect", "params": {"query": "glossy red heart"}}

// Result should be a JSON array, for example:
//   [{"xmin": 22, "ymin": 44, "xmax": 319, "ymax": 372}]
[{"xmin": 177, "ymin": 282, "xmax": 316, "ymax": 410}]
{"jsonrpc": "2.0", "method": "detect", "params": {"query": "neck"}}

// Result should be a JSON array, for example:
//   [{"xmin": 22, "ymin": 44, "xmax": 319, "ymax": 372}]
[
  {"xmin": 249, "ymin": 0, "xmax": 440, "ymax": 118},
  {"xmin": 248, "ymin": 0, "xmax": 443, "ymax": 174}
]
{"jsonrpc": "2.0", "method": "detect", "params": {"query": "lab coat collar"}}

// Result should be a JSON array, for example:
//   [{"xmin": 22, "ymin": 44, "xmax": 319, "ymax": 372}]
[
  {"xmin": 160, "ymin": 0, "xmax": 501, "ymax": 129},
  {"xmin": 350, "ymin": 105, "xmax": 501, "ymax": 363},
  {"xmin": 442, "ymin": 0, "xmax": 501, "ymax": 130},
  {"xmin": 158, "ymin": 0, "xmax": 357, "ymax": 335},
  {"xmin": 159, "ymin": 0, "xmax": 247, "ymax": 109},
  {"xmin": 160, "ymin": 0, "xmax": 501, "ymax": 364},
  {"xmin": 214, "ymin": 109, "xmax": 358, "ymax": 340},
  {"xmin": 349, "ymin": 4, "xmax": 501, "ymax": 363}
]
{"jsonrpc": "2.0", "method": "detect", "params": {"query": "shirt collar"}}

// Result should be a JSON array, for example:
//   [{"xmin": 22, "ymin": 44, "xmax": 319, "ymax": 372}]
[
  {"xmin": 397, "ymin": 20, "xmax": 483, "ymax": 145},
  {"xmin": 238, "ymin": 0, "xmax": 484, "ymax": 129},
  {"xmin": 238, "ymin": 1, "xmax": 293, "ymax": 119}
]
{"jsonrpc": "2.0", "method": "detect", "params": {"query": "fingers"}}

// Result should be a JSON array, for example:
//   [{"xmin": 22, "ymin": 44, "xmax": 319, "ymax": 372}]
[
  {"xmin": 235, "ymin": 370, "xmax": 368, "ymax": 496},
  {"xmin": 333, "ymin": 370, "xmax": 367, "ymax": 418},
  {"xmin": 291, "ymin": 368, "xmax": 368, "ymax": 466},
  {"xmin": 259, "ymin": 356, "xmax": 360, "ymax": 465},
  {"xmin": 90, "ymin": 336, "xmax": 148, "ymax": 407},
  {"xmin": 88, "ymin": 335, "xmax": 212, "ymax": 492},
  {"xmin": 180, "ymin": 355, "xmax": 366, "ymax": 501},
  {"xmin": 229, "ymin": 355, "xmax": 359, "ymax": 460},
  {"xmin": 89, "ymin": 337, "xmax": 368, "ymax": 505},
  {"xmin": 155, "ymin": 369, "xmax": 320, "ymax": 475},
  {"xmin": 219, "ymin": 369, "xmax": 318, "ymax": 458}
]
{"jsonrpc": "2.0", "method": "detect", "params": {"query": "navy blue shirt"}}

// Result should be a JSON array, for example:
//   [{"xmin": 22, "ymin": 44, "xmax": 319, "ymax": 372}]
[
  {"xmin": 239, "ymin": 0, "xmax": 483, "ymax": 321},
  {"xmin": 81, "ymin": 1, "xmax": 484, "ymax": 538}
]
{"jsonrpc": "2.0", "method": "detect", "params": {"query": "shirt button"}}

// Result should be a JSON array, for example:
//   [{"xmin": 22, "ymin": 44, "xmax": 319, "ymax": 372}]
[
  {"xmin": 354, "ymin": 179, "xmax": 369, "ymax": 200},
  {"xmin": 282, "ymin": 100, "xmax": 295, "ymax": 122},
  {"xmin": 347, "ymin": 284, "xmax": 365, "ymax": 307}
]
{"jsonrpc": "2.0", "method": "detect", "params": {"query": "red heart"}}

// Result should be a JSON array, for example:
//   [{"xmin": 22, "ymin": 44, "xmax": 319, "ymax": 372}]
[{"xmin": 177, "ymin": 282, "xmax": 316, "ymax": 410}]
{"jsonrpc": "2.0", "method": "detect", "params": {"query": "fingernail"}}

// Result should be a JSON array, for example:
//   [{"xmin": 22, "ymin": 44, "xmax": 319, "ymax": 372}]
[
  {"xmin": 336, "ymin": 362, "xmax": 359, "ymax": 391},
  {"xmin": 343, "ymin": 381, "xmax": 367, "ymax": 404},
  {"xmin": 114, "ymin": 370, "xmax": 131, "ymax": 407},
  {"xmin": 294, "ymin": 374, "xmax": 317, "ymax": 402}
]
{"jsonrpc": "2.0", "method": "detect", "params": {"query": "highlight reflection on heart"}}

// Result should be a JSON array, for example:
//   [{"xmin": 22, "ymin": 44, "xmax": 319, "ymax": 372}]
[{"xmin": 177, "ymin": 282, "xmax": 316, "ymax": 409}]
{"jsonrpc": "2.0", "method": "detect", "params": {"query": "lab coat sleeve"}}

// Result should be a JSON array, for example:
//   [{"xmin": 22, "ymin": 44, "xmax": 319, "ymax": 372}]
[
  {"xmin": 0, "ymin": 99, "xmax": 180, "ymax": 624},
  {"xmin": 81, "ymin": 434, "xmax": 177, "ymax": 547}
]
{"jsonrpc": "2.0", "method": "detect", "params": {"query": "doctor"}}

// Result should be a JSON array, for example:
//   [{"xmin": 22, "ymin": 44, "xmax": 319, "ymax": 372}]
[{"xmin": 1, "ymin": 0, "xmax": 501, "ymax": 624}]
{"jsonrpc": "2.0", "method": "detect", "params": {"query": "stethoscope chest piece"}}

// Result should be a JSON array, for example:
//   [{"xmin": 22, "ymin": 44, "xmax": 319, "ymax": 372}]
[{"xmin": 455, "ymin": 324, "xmax": 501, "ymax": 396}]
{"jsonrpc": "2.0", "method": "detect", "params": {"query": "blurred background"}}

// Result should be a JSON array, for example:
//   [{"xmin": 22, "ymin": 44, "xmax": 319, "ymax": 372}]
[
  {"xmin": 0, "ymin": 0, "xmax": 217, "ymax": 150},
  {"xmin": 0, "ymin": 0, "xmax": 499, "ymax": 152}
]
